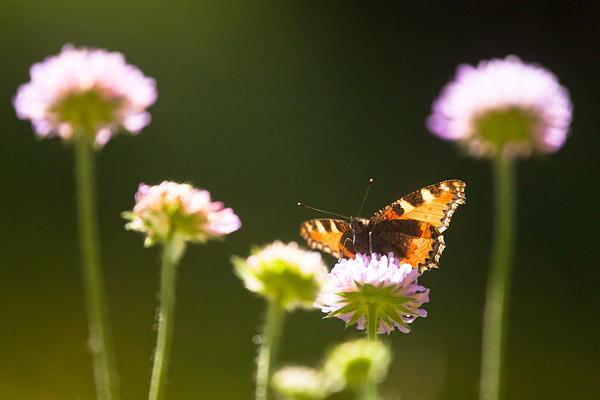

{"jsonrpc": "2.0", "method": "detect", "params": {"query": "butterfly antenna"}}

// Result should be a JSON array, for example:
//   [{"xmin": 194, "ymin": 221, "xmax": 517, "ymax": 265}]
[
  {"xmin": 297, "ymin": 203, "xmax": 350, "ymax": 220},
  {"xmin": 357, "ymin": 178, "xmax": 374, "ymax": 217}
]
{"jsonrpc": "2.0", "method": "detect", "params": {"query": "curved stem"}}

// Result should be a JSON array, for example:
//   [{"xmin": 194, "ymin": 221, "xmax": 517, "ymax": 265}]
[
  {"xmin": 365, "ymin": 303, "xmax": 379, "ymax": 400},
  {"xmin": 148, "ymin": 240, "xmax": 183, "ymax": 400},
  {"xmin": 75, "ymin": 137, "xmax": 120, "ymax": 400},
  {"xmin": 256, "ymin": 297, "xmax": 285, "ymax": 400},
  {"xmin": 480, "ymin": 156, "xmax": 516, "ymax": 400}
]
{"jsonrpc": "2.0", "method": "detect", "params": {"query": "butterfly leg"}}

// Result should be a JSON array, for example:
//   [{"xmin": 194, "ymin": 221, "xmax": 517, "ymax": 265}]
[
  {"xmin": 369, "ymin": 231, "xmax": 373, "ymax": 254},
  {"xmin": 341, "ymin": 237, "xmax": 353, "ymax": 259}
]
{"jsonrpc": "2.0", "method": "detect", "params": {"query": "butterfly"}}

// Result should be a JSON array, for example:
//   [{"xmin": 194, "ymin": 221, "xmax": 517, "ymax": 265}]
[{"xmin": 300, "ymin": 180, "xmax": 466, "ymax": 272}]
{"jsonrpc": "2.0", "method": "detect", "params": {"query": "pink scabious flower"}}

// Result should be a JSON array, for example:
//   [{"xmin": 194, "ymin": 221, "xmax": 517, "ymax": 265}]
[
  {"xmin": 316, "ymin": 253, "xmax": 429, "ymax": 334},
  {"xmin": 13, "ymin": 44, "xmax": 157, "ymax": 147},
  {"xmin": 123, "ymin": 181, "xmax": 241, "ymax": 247},
  {"xmin": 427, "ymin": 55, "xmax": 573, "ymax": 159},
  {"xmin": 232, "ymin": 241, "xmax": 327, "ymax": 310}
]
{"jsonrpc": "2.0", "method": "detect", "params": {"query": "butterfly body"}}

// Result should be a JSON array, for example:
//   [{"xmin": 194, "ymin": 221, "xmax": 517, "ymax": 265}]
[{"xmin": 300, "ymin": 180, "xmax": 466, "ymax": 272}]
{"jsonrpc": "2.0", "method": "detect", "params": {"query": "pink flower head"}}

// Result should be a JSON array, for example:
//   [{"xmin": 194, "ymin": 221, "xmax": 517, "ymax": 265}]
[
  {"xmin": 427, "ymin": 56, "xmax": 573, "ymax": 159},
  {"xmin": 316, "ymin": 253, "xmax": 429, "ymax": 334},
  {"xmin": 123, "ymin": 181, "xmax": 241, "ymax": 246},
  {"xmin": 14, "ymin": 44, "xmax": 157, "ymax": 147},
  {"xmin": 232, "ymin": 241, "xmax": 327, "ymax": 310}
]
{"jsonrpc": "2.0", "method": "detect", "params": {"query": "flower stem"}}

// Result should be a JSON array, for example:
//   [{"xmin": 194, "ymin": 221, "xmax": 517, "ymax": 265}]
[
  {"xmin": 256, "ymin": 297, "xmax": 285, "ymax": 400},
  {"xmin": 480, "ymin": 156, "xmax": 516, "ymax": 400},
  {"xmin": 365, "ymin": 303, "xmax": 379, "ymax": 400},
  {"xmin": 148, "ymin": 239, "xmax": 183, "ymax": 400},
  {"xmin": 74, "ymin": 136, "xmax": 120, "ymax": 400}
]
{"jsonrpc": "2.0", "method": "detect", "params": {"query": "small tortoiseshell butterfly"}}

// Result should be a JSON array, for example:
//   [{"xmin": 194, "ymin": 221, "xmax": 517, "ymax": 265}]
[{"xmin": 300, "ymin": 180, "xmax": 466, "ymax": 272}]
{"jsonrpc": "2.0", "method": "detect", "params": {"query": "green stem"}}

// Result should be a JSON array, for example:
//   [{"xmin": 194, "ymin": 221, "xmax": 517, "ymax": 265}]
[
  {"xmin": 365, "ymin": 303, "xmax": 379, "ymax": 400},
  {"xmin": 479, "ymin": 156, "xmax": 516, "ymax": 400},
  {"xmin": 148, "ymin": 239, "xmax": 183, "ymax": 400},
  {"xmin": 75, "ymin": 136, "xmax": 120, "ymax": 400},
  {"xmin": 256, "ymin": 297, "xmax": 285, "ymax": 400}
]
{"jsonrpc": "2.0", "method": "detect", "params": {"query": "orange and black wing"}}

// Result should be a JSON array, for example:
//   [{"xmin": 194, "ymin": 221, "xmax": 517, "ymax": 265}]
[
  {"xmin": 370, "ymin": 180, "xmax": 466, "ymax": 272},
  {"xmin": 300, "ymin": 219, "xmax": 355, "ymax": 259}
]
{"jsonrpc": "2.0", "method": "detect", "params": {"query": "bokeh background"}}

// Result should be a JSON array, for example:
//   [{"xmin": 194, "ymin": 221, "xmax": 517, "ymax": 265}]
[{"xmin": 1, "ymin": 1, "xmax": 599, "ymax": 399}]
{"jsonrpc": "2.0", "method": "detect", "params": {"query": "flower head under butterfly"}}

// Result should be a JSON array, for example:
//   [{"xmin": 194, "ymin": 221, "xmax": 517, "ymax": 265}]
[{"xmin": 316, "ymin": 252, "xmax": 429, "ymax": 334}]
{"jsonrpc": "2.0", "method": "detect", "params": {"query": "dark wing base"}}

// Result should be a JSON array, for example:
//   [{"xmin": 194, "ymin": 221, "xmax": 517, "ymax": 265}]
[{"xmin": 372, "ymin": 219, "xmax": 444, "ymax": 272}]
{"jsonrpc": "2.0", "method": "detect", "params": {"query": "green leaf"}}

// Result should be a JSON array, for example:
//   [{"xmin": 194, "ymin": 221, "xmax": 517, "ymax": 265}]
[
  {"xmin": 386, "ymin": 296, "xmax": 413, "ymax": 305},
  {"xmin": 386, "ymin": 310, "xmax": 410, "ymax": 331},
  {"xmin": 346, "ymin": 311, "xmax": 364, "ymax": 327},
  {"xmin": 330, "ymin": 303, "xmax": 362, "ymax": 317},
  {"xmin": 121, "ymin": 211, "xmax": 135, "ymax": 221}
]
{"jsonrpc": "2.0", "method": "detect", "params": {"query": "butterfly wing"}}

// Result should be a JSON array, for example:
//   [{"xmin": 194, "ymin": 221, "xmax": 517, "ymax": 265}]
[
  {"xmin": 370, "ymin": 180, "xmax": 466, "ymax": 272},
  {"xmin": 300, "ymin": 219, "xmax": 356, "ymax": 259}
]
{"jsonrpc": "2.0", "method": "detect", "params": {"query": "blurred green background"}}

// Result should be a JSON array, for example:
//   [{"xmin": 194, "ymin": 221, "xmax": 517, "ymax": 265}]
[{"xmin": 1, "ymin": 1, "xmax": 599, "ymax": 399}]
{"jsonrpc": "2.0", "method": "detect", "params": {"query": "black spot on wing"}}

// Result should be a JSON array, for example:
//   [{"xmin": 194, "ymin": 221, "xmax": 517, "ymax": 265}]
[
  {"xmin": 404, "ymin": 190, "xmax": 424, "ymax": 207},
  {"xmin": 320, "ymin": 220, "xmax": 333, "ymax": 232},
  {"xmin": 391, "ymin": 202, "xmax": 405, "ymax": 216},
  {"xmin": 428, "ymin": 183, "xmax": 443, "ymax": 197}
]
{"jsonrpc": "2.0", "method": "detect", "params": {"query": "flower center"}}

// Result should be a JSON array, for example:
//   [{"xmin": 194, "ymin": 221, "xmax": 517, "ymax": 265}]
[
  {"xmin": 475, "ymin": 107, "xmax": 538, "ymax": 146},
  {"xmin": 52, "ymin": 88, "xmax": 125, "ymax": 137}
]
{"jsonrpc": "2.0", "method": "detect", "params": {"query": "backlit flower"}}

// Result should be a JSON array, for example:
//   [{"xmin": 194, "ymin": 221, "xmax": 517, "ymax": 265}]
[
  {"xmin": 232, "ymin": 241, "xmax": 327, "ymax": 310},
  {"xmin": 316, "ymin": 253, "xmax": 429, "ymax": 334},
  {"xmin": 14, "ymin": 44, "xmax": 157, "ymax": 147},
  {"xmin": 271, "ymin": 366, "xmax": 330, "ymax": 400},
  {"xmin": 427, "ymin": 56, "xmax": 572, "ymax": 159},
  {"xmin": 323, "ymin": 339, "xmax": 391, "ymax": 390},
  {"xmin": 123, "ymin": 181, "xmax": 241, "ymax": 248}
]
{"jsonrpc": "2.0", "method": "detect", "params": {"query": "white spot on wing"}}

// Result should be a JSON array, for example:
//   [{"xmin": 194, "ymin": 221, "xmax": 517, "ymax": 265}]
[
  {"xmin": 399, "ymin": 200, "xmax": 415, "ymax": 213},
  {"xmin": 314, "ymin": 220, "xmax": 325, "ymax": 232},
  {"xmin": 329, "ymin": 220, "xmax": 340, "ymax": 233},
  {"xmin": 421, "ymin": 189, "xmax": 436, "ymax": 201}
]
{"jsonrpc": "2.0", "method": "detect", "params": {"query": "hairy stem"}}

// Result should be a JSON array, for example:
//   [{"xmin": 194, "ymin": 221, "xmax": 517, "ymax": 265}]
[
  {"xmin": 256, "ymin": 297, "xmax": 285, "ymax": 400},
  {"xmin": 75, "ymin": 136, "xmax": 120, "ymax": 400},
  {"xmin": 365, "ymin": 303, "xmax": 379, "ymax": 400},
  {"xmin": 148, "ymin": 239, "xmax": 183, "ymax": 400}
]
